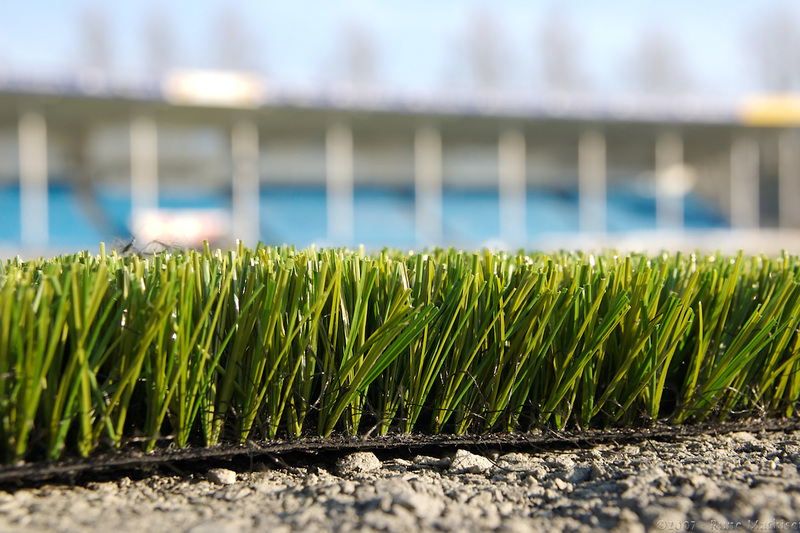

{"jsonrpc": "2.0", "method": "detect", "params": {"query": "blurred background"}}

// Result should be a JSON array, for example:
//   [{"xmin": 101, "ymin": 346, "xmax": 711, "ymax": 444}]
[{"xmin": 1, "ymin": 0, "xmax": 800, "ymax": 257}]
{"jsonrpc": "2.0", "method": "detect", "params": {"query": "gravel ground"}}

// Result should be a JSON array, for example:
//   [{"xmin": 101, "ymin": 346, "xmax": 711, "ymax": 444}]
[{"xmin": 2, "ymin": 430, "xmax": 800, "ymax": 532}]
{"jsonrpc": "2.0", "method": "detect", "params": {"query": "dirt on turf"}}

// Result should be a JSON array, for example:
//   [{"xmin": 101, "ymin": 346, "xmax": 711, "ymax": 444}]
[{"xmin": 2, "ymin": 429, "xmax": 800, "ymax": 532}]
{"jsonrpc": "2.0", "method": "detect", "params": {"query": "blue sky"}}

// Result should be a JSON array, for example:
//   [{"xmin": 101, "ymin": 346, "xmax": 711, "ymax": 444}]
[{"xmin": 0, "ymin": 1, "xmax": 796, "ymax": 97}]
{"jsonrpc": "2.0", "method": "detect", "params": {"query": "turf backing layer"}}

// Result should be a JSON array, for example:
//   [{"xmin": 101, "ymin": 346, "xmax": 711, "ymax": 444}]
[{"xmin": 1, "ymin": 418, "xmax": 798, "ymax": 486}]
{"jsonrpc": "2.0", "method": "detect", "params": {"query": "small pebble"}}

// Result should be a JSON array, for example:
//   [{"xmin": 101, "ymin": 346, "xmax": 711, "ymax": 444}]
[
  {"xmin": 208, "ymin": 468, "xmax": 237, "ymax": 485},
  {"xmin": 336, "ymin": 451, "xmax": 382, "ymax": 475},
  {"xmin": 449, "ymin": 449, "xmax": 494, "ymax": 475}
]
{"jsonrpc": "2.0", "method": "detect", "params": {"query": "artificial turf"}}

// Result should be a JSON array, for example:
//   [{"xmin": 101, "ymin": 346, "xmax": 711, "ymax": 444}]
[{"xmin": 1, "ymin": 243, "xmax": 799, "ymax": 463}]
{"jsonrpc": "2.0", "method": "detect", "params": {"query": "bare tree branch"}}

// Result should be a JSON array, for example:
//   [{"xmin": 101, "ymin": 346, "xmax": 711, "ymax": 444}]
[
  {"xmin": 538, "ymin": 10, "xmax": 584, "ymax": 93},
  {"xmin": 143, "ymin": 9, "xmax": 175, "ymax": 77},
  {"xmin": 338, "ymin": 21, "xmax": 378, "ymax": 86},
  {"xmin": 450, "ymin": 8, "xmax": 508, "ymax": 92},
  {"xmin": 212, "ymin": 5, "xmax": 260, "ymax": 72},
  {"xmin": 628, "ymin": 27, "xmax": 691, "ymax": 95},
  {"xmin": 79, "ymin": 7, "xmax": 113, "ymax": 73},
  {"xmin": 747, "ymin": 3, "xmax": 800, "ymax": 92}
]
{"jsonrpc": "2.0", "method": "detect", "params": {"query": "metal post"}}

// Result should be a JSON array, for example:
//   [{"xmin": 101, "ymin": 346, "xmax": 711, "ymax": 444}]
[
  {"xmin": 232, "ymin": 120, "xmax": 260, "ymax": 245},
  {"xmin": 655, "ymin": 131, "xmax": 684, "ymax": 231},
  {"xmin": 414, "ymin": 127, "xmax": 442, "ymax": 246},
  {"xmin": 779, "ymin": 130, "xmax": 800, "ymax": 229},
  {"xmin": 579, "ymin": 130, "xmax": 606, "ymax": 233},
  {"xmin": 19, "ymin": 111, "xmax": 48, "ymax": 248},
  {"xmin": 498, "ymin": 129, "xmax": 526, "ymax": 247},
  {"xmin": 130, "ymin": 116, "xmax": 159, "ymax": 230},
  {"xmin": 326, "ymin": 123, "xmax": 354, "ymax": 245},
  {"xmin": 730, "ymin": 136, "xmax": 760, "ymax": 229}
]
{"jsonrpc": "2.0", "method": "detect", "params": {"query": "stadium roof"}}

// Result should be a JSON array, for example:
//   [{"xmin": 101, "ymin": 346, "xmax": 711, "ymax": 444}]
[{"xmin": 3, "ymin": 69, "xmax": 792, "ymax": 126}]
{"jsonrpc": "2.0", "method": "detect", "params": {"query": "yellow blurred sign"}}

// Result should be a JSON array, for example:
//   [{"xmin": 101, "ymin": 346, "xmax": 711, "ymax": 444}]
[
  {"xmin": 162, "ymin": 70, "xmax": 266, "ymax": 108},
  {"xmin": 740, "ymin": 95, "xmax": 800, "ymax": 126}
]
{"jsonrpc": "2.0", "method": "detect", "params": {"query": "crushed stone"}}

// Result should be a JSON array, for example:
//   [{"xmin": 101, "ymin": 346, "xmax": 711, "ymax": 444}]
[{"xmin": 1, "ymin": 430, "xmax": 800, "ymax": 532}]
